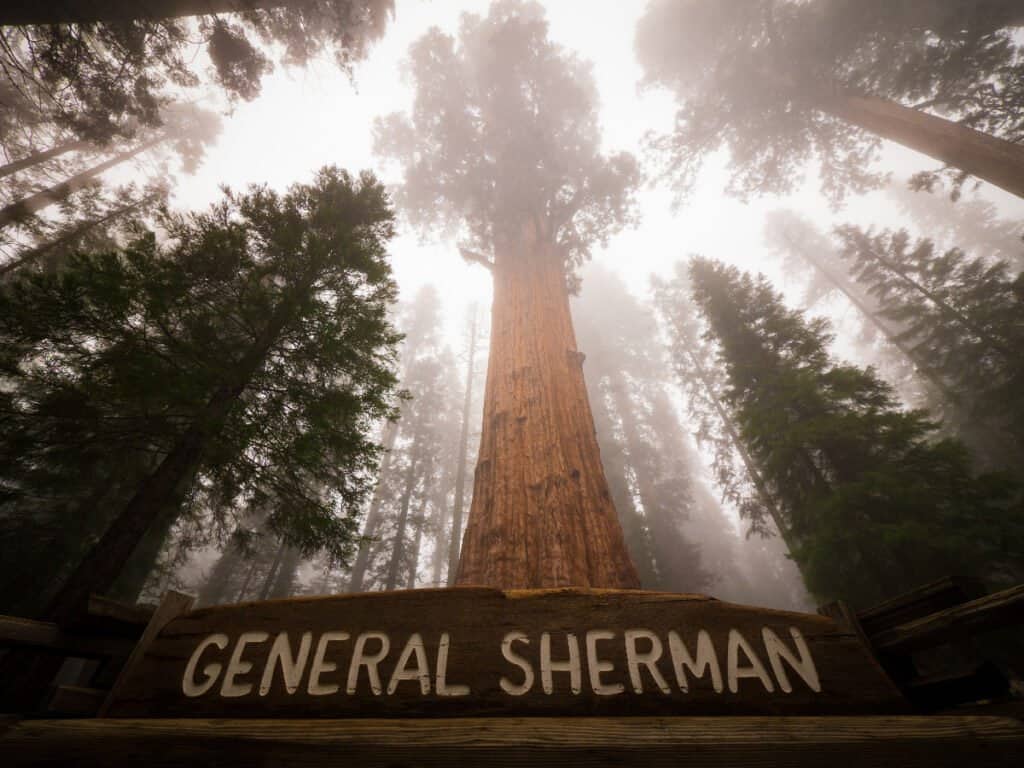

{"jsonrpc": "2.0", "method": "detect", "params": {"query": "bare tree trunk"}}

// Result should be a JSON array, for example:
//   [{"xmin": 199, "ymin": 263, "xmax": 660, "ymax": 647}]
[
  {"xmin": 828, "ymin": 94, "xmax": 1024, "ymax": 201},
  {"xmin": 0, "ymin": 137, "xmax": 161, "ymax": 230},
  {"xmin": 269, "ymin": 546, "xmax": 302, "ymax": 598},
  {"xmin": 385, "ymin": 441, "xmax": 421, "ymax": 591},
  {"xmin": 446, "ymin": 306, "xmax": 478, "ymax": 586},
  {"xmin": 348, "ymin": 419, "xmax": 399, "ymax": 592},
  {"xmin": 0, "ymin": 140, "xmax": 88, "ymax": 180},
  {"xmin": 456, "ymin": 221, "xmax": 639, "ymax": 589},
  {"xmin": 406, "ymin": 499, "xmax": 429, "ymax": 590},
  {"xmin": 258, "ymin": 539, "xmax": 288, "ymax": 600}
]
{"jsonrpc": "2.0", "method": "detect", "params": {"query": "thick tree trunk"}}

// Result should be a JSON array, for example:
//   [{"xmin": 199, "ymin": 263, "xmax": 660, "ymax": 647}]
[
  {"xmin": 0, "ymin": 137, "xmax": 161, "ymax": 230},
  {"xmin": 456, "ymin": 223, "xmax": 639, "ymax": 589},
  {"xmin": 348, "ymin": 419, "xmax": 399, "ymax": 592},
  {"xmin": 828, "ymin": 94, "xmax": 1024, "ymax": 201},
  {"xmin": 0, "ymin": 140, "xmax": 88, "ymax": 180},
  {"xmin": 445, "ymin": 307, "xmax": 478, "ymax": 586}
]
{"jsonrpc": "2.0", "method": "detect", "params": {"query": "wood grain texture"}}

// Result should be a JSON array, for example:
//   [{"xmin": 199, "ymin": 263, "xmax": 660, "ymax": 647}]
[
  {"xmin": 103, "ymin": 588, "xmax": 905, "ymax": 717},
  {"xmin": 873, "ymin": 583, "xmax": 1024, "ymax": 654},
  {"xmin": 3, "ymin": 715, "xmax": 1024, "ymax": 767},
  {"xmin": 98, "ymin": 591, "xmax": 194, "ymax": 717},
  {"xmin": 457, "ymin": 221, "xmax": 640, "ymax": 589}
]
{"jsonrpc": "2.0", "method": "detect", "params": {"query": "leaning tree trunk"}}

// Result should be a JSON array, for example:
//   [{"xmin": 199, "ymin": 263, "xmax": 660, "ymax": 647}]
[
  {"xmin": 0, "ymin": 137, "xmax": 162, "ymax": 230},
  {"xmin": 0, "ymin": 140, "xmax": 89, "ymax": 180},
  {"xmin": 456, "ymin": 221, "xmax": 639, "ymax": 589},
  {"xmin": 445, "ymin": 307, "xmax": 478, "ymax": 586},
  {"xmin": 828, "ymin": 94, "xmax": 1024, "ymax": 201}
]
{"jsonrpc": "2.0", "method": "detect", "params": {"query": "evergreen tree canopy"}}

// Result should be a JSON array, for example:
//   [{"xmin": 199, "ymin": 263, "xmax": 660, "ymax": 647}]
[
  {"xmin": 687, "ymin": 257, "xmax": 1024, "ymax": 606},
  {"xmin": 635, "ymin": 0, "xmax": 1024, "ymax": 202},
  {"xmin": 0, "ymin": 166, "xmax": 403, "ymax": 615},
  {"xmin": 0, "ymin": 1, "xmax": 393, "ymax": 146},
  {"xmin": 374, "ymin": 0, "xmax": 638, "ymax": 276},
  {"xmin": 835, "ymin": 224, "xmax": 1024, "ymax": 466}
]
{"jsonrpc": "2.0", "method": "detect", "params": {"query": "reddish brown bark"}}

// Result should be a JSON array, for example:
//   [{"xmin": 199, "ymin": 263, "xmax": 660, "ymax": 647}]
[
  {"xmin": 829, "ymin": 94, "xmax": 1024, "ymax": 201},
  {"xmin": 456, "ymin": 222, "xmax": 640, "ymax": 589}
]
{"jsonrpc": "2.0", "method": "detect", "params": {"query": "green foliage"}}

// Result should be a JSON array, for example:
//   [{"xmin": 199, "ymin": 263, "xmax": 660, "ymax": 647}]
[
  {"xmin": 835, "ymin": 224, "xmax": 1024, "ymax": 469},
  {"xmin": 0, "ymin": 1, "xmax": 393, "ymax": 146},
  {"xmin": 635, "ymin": 0, "xmax": 1024, "ymax": 203},
  {"xmin": 687, "ymin": 257, "xmax": 1024, "ymax": 607},
  {"xmin": 373, "ymin": 0, "xmax": 638, "ymax": 277},
  {"xmin": 0, "ymin": 166, "xmax": 403, "ymax": 612}
]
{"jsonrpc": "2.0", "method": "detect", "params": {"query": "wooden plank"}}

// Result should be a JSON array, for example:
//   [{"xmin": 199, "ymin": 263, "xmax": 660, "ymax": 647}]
[
  {"xmin": 98, "ymin": 591, "xmax": 195, "ymax": 718},
  {"xmin": 103, "ymin": 588, "xmax": 905, "ymax": 718},
  {"xmin": 0, "ymin": 614, "xmax": 136, "ymax": 658},
  {"xmin": 873, "ymin": 584, "xmax": 1024, "ymax": 655},
  {"xmin": 818, "ymin": 601, "xmax": 874, "ymax": 654},
  {"xmin": 48, "ymin": 686, "xmax": 106, "ymax": 717},
  {"xmin": 906, "ymin": 662, "xmax": 1008, "ymax": 712},
  {"xmin": 84, "ymin": 596, "xmax": 155, "ymax": 630},
  {"xmin": 2, "ymin": 716, "xmax": 1023, "ymax": 767},
  {"xmin": 858, "ymin": 579, "xmax": 969, "ymax": 637}
]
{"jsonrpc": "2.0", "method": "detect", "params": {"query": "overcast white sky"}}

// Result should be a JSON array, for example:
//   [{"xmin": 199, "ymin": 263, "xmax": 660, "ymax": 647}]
[{"xmin": 165, "ymin": 0, "xmax": 1024, "ymax": 353}]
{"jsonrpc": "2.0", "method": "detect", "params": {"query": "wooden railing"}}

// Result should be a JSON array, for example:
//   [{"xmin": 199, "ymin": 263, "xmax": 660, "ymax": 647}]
[
  {"xmin": 0, "ymin": 595, "xmax": 155, "ymax": 716},
  {"xmin": 820, "ymin": 579, "xmax": 1024, "ymax": 712}
]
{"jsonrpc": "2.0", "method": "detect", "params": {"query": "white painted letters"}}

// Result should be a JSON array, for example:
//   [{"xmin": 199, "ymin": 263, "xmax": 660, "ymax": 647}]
[
  {"xmin": 624, "ymin": 629, "xmax": 671, "ymax": 694},
  {"xmin": 221, "ymin": 631, "xmax": 269, "ymax": 697},
  {"xmin": 500, "ymin": 631, "xmax": 534, "ymax": 696},
  {"xmin": 436, "ymin": 632, "xmax": 470, "ymax": 696},
  {"xmin": 727, "ymin": 629, "xmax": 774, "ymax": 693},
  {"xmin": 762, "ymin": 627, "xmax": 821, "ymax": 693},
  {"xmin": 585, "ymin": 630, "xmax": 624, "ymax": 696},
  {"xmin": 347, "ymin": 632, "xmax": 389, "ymax": 695},
  {"xmin": 540, "ymin": 632, "xmax": 581, "ymax": 695},
  {"xmin": 668, "ymin": 630, "xmax": 723, "ymax": 693},
  {"xmin": 307, "ymin": 631, "xmax": 349, "ymax": 696},
  {"xmin": 182, "ymin": 633, "xmax": 229, "ymax": 697},
  {"xmin": 388, "ymin": 633, "xmax": 431, "ymax": 695},
  {"xmin": 261, "ymin": 631, "xmax": 312, "ymax": 696}
]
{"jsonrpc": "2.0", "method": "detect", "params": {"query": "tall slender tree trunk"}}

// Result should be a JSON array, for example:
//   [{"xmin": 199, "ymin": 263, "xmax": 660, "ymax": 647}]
[
  {"xmin": 258, "ymin": 539, "xmax": 288, "ymax": 600},
  {"xmin": 0, "ymin": 192, "xmax": 160, "ymax": 276},
  {"xmin": 827, "ymin": 94, "xmax": 1024, "ymax": 201},
  {"xmin": 456, "ymin": 221, "xmax": 639, "ymax": 589},
  {"xmin": 406, "ymin": 499, "xmax": 429, "ymax": 590},
  {"xmin": 0, "ymin": 140, "xmax": 89, "ymax": 180},
  {"xmin": 385, "ymin": 442, "xmax": 421, "ymax": 591},
  {"xmin": 198, "ymin": 539, "xmax": 245, "ymax": 606},
  {"xmin": 348, "ymin": 419, "xmax": 400, "ymax": 592},
  {"xmin": 429, "ymin": 461, "xmax": 454, "ymax": 586},
  {"xmin": 269, "ymin": 546, "xmax": 302, "ymax": 598},
  {"xmin": 0, "ymin": 137, "xmax": 161, "ymax": 230},
  {"xmin": 446, "ymin": 307, "xmax": 478, "ymax": 586}
]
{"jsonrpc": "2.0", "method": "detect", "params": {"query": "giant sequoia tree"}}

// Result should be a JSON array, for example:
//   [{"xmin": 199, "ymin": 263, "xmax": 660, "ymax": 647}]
[
  {"xmin": 374, "ymin": 0, "xmax": 641, "ymax": 589},
  {"xmin": 636, "ymin": 0, "xmax": 1024, "ymax": 203}
]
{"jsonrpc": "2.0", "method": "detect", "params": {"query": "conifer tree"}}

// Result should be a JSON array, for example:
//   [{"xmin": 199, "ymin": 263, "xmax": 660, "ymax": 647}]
[
  {"xmin": 375, "ymin": 0, "xmax": 640, "ymax": 589},
  {"xmin": 689, "ymin": 257, "xmax": 1024, "ymax": 607},
  {"xmin": 0, "ymin": 166, "xmax": 403, "ymax": 623},
  {"xmin": 636, "ymin": 0, "xmax": 1024, "ymax": 203},
  {"xmin": 835, "ymin": 225, "xmax": 1024, "ymax": 469}
]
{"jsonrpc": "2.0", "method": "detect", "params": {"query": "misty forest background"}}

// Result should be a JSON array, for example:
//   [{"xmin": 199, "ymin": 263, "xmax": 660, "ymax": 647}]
[{"xmin": 2, "ymin": 0, "xmax": 1024, "ymax": 624}]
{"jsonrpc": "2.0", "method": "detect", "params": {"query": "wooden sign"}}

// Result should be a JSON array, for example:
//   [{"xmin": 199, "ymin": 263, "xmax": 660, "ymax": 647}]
[{"xmin": 103, "ymin": 588, "xmax": 906, "ymax": 717}]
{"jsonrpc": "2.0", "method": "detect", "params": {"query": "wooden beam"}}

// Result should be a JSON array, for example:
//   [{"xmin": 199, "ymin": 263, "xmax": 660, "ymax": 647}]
[
  {"xmin": 858, "ymin": 578, "xmax": 969, "ymax": 637},
  {"xmin": 2, "ymin": 716, "xmax": 1023, "ymax": 767},
  {"xmin": 97, "ymin": 591, "xmax": 194, "ymax": 717},
  {"xmin": 48, "ymin": 686, "xmax": 105, "ymax": 717},
  {"xmin": 873, "ymin": 584, "xmax": 1024, "ymax": 655},
  {"xmin": 0, "ymin": 614, "xmax": 135, "ymax": 658}
]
